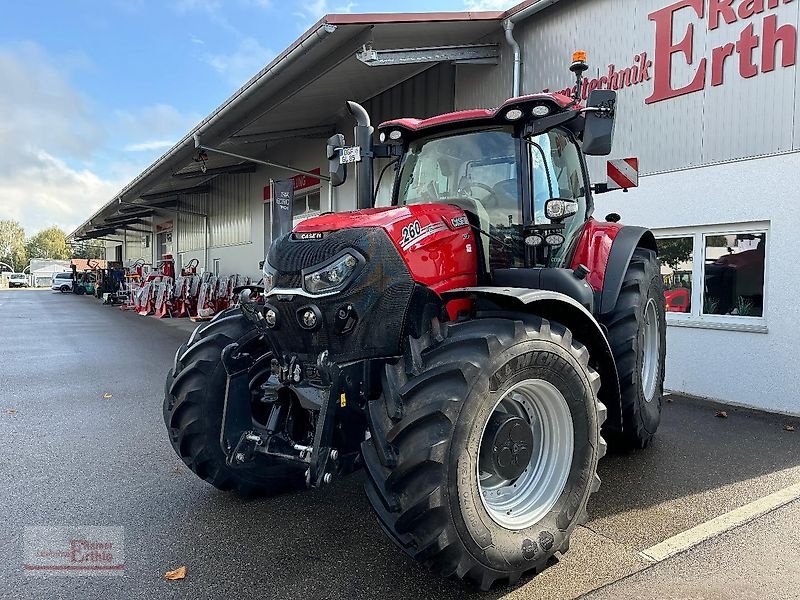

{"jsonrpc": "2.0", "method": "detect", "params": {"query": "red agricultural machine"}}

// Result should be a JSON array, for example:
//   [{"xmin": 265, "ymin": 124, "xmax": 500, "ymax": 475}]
[{"xmin": 163, "ymin": 54, "xmax": 666, "ymax": 589}]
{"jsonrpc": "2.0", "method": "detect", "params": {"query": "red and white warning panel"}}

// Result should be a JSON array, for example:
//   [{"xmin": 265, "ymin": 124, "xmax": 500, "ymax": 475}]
[{"xmin": 607, "ymin": 158, "xmax": 639, "ymax": 190}]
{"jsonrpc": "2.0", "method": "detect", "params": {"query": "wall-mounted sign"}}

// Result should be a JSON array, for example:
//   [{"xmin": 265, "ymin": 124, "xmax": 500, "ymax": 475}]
[
  {"xmin": 156, "ymin": 220, "xmax": 173, "ymax": 233},
  {"xmin": 263, "ymin": 168, "xmax": 320, "ymax": 201},
  {"xmin": 544, "ymin": 0, "xmax": 797, "ymax": 105}
]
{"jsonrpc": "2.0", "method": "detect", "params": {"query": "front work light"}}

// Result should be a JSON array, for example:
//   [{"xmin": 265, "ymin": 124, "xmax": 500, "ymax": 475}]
[
  {"xmin": 303, "ymin": 252, "xmax": 361, "ymax": 295},
  {"xmin": 505, "ymin": 108, "xmax": 523, "ymax": 121}
]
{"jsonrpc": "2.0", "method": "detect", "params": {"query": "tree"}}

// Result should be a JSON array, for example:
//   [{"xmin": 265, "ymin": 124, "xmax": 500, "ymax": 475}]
[
  {"xmin": 657, "ymin": 237, "xmax": 693, "ymax": 271},
  {"xmin": 70, "ymin": 239, "xmax": 106, "ymax": 260},
  {"xmin": 0, "ymin": 220, "xmax": 28, "ymax": 272},
  {"xmin": 26, "ymin": 226, "xmax": 71, "ymax": 260}
]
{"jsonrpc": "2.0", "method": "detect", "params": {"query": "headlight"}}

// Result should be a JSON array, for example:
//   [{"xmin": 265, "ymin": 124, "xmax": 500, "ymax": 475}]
[
  {"xmin": 263, "ymin": 262, "xmax": 276, "ymax": 292},
  {"xmin": 303, "ymin": 251, "xmax": 361, "ymax": 295}
]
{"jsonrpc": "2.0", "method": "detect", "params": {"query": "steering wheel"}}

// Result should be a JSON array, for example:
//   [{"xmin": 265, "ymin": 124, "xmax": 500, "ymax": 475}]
[{"xmin": 461, "ymin": 181, "xmax": 502, "ymax": 207}]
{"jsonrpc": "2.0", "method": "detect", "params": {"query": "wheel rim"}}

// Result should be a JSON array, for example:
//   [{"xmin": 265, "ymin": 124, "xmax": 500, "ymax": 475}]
[
  {"xmin": 477, "ymin": 379, "xmax": 574, "ymax": 530},
  {"xmin": 641, "ymin": 298, "xmax": 660, "ymax": 403}
]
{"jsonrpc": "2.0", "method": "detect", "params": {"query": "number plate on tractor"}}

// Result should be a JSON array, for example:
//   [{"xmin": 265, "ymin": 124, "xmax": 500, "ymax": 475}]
[{"xmin": 339, "ymin": 146, "xmax": 361, "ymax": 164}]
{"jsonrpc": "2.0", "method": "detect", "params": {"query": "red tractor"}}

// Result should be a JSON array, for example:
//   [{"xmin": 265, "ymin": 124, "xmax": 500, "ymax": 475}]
[{"xmin": 164, "ymin": 55, "xmax": 665, "ymax": 589}]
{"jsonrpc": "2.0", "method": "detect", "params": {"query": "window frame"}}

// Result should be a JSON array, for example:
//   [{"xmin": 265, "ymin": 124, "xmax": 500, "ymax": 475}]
[
  {"xmin": 654, "ymin": 222, "xmax": 769, "ymax": 334},
  {"xmin": 291, "ymin": 186, "xmax": 322, "ymax": 225}
]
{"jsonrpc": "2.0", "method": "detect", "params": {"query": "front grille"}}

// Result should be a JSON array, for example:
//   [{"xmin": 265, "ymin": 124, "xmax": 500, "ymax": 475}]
[{"xmin": 265, "ymin": 227, "xmax": 414, "ymax": 363}]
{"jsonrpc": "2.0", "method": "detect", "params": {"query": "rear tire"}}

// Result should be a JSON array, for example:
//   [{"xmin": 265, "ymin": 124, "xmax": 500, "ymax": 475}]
[
  {"xmin": 163, "ymin": 310, "xmax": 306, "ymax": 496},
  {"xmin": 601, "ymin": 248, "xmax": 666, "ymax": 450},
  {"xmin": 60, "ymin": 285, "xmax": 69, "ymax": 293},
  {"xmin": 362, "ymin": 316, "xmax": 606, "ymax": 590}
]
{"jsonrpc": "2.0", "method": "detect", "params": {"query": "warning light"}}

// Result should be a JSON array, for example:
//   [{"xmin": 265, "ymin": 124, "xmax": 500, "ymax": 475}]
[{"xmin": 572, "ymin": 51, "xmax": 587, "ymax": 63}]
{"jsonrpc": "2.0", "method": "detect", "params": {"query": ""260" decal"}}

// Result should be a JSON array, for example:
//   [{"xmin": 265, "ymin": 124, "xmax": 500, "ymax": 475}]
[{"xmin": 400, "ymin": 220, "xmax": 422, "ymax": 246}]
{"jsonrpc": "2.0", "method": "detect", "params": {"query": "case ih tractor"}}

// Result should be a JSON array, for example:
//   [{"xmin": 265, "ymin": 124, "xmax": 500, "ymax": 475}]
[{"xmin": 164, "ymin": 55, "xmax": 665, "ymax": 589}]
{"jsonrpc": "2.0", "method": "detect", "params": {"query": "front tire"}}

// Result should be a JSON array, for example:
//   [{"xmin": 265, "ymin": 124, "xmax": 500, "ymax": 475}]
[
  {"xmin": 60, "ymin": 285, "xmax": 70, "ymax": 293},
  {"xmin": 362, "ymin": 316, "xmax": 606, "ymax": 589},
  {"xmin": 163, "ymin": 310, "xmax": 306, "ymax": 496},
  {"xmin": 602, "ymin": 248, "xmax": 666, "ymax": 450}
]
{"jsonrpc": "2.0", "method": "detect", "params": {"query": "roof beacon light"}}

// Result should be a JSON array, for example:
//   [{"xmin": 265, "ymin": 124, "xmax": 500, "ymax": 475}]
[{"xmin": 569, "ymin": 51, "xmax": 589, "ymax": 103}]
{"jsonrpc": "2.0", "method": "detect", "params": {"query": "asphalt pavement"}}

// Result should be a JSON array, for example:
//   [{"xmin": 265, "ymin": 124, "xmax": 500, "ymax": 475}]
[{"xmin": 1, "ymin": 289, "xmax": 798, "ymax": 599}]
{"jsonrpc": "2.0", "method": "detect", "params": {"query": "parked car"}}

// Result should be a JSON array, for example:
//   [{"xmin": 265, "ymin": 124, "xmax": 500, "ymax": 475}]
[
  {"xmin": 8, "ymin": 273, "xmax": 29, "ymax": 288},
  {"xmin": 51, "ymin": 272, "xmax": 74, "ymax": 292}
]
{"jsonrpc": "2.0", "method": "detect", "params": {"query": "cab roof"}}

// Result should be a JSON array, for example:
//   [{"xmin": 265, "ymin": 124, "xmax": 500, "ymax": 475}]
[{"xmin": 378, "ymin": 93, "xmax": 575, "ymax": 136}]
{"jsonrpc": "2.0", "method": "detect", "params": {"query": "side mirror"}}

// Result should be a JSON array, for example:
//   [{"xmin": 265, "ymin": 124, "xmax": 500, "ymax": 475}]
[
  {"xmin": 583, "ymin": 89, "xmax": 616, "ymax": 156},
  {"xmin": 326, "ymin": 133, "xmax": 347, "ymax": 187}
]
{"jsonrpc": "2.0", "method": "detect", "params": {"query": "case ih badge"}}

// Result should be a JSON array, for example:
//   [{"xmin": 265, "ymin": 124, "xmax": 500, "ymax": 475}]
[{"xmin": 607, "ymin": 157, "xmax": 639, "ymax": 190}]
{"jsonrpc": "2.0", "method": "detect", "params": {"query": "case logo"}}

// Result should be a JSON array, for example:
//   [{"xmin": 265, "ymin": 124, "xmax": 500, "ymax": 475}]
[{"xmin": 451, "ymin": 215, "xmax": 469, "ymax": 228}]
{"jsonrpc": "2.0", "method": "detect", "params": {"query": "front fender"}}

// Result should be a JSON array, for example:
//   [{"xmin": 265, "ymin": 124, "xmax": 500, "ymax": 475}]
[{"xmin": 442, "ymin": 287, "xmax": 623, "ymax": 433}]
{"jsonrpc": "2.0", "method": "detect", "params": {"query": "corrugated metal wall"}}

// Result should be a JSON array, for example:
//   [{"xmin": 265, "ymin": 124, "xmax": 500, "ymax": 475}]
[
  {"xmin": 178, "ymin": 191, "xmax": 207, "ymax": 253},
  {"xmin": 456, "ymin": 0, "xmax": 800, "ymax": 176},
  {"xmin": 208, "ymin": 173, "xmax": 252, "ymax": 247},
  {"xmin": 125, "ymin": 234, "xmax": 147, "ymax": 263},
  {"xmin": 364, "ymin": 63, "xmax": 456, "ymax": 125}
]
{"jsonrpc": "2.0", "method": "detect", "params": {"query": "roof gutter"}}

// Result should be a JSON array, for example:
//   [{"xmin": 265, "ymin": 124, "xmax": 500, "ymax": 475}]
[
  {"xmin": 69, "ymin": 21, "xmax": 338, "ymax": 240},
  {"xmin": 502, "ymin": 0, "xmax": 561, "ymax": 97}
]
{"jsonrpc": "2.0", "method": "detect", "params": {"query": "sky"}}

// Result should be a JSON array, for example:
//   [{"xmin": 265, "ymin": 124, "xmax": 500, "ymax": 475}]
[{"xmin": 0, "ymin": 0, "xmax": 515, "ymax": 236}]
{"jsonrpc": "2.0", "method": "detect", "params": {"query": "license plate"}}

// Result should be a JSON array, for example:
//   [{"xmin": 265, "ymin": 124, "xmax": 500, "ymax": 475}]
[{"xmin": 339, "ymin": 146, "xmax": 361, "ymax": 164}]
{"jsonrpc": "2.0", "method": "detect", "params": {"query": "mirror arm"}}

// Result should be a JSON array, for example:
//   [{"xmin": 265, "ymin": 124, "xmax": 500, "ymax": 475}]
[{"xmin": 372, "ymin": 143, "xmax": 404, "ymax": 160}]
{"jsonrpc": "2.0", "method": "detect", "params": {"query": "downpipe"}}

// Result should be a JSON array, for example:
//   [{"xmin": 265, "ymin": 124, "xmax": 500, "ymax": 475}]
[
  {"xmin": 503, "ymin": 19, "xmax": 521, "ymax": 98},
  {"xmin": 347, "ymin": 101, "xmax": 375, "ymax": 210}
]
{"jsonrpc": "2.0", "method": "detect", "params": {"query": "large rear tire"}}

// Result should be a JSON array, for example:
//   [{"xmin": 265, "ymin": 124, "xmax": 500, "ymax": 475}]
[
  {"xmin": 362, "ymin": 316, "xmax": 606, "ymax": 590},
  {"xmin": 163, "ymin": 309, "xmax": 306, "ymax": 496},
  {"xmin": 602, "ymin": 247, "xmax": 666, "ymax": 450}
]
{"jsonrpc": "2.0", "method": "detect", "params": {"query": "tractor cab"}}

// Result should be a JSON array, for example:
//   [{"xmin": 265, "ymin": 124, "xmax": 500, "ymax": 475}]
[{"xmin": 327, "ymin": 53, "xmax": 623, "ymax": 307}]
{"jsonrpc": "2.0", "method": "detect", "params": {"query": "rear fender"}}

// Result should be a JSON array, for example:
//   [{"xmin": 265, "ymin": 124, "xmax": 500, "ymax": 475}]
[
  {"xmin": 570, "ymin": 220, "xmax": 658, "ymax": 315},
  {"xmin": 442, "ymin": 287, "xmax": 623, "ymax": 433},
  {"xmin": 598, "ymin": 226, "xmax": 657, "ymax": 315}
]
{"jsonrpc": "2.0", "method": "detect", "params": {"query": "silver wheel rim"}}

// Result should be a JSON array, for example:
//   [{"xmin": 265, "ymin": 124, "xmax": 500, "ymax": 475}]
[
  {"xmin": 642, "ymin": 298, "xmax": 660, "ymax": 402},
  {"xmin": 477, "ymin": 379, "xmax": 574, "ymax": 530}
]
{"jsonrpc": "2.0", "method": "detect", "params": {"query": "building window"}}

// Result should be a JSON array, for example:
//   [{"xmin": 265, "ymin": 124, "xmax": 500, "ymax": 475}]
[
  {"xmin": 656, "ymin": 224, "xmax": 768, "ymax": 332},
  {"xmin": 293, "ymin": 189, "xmax": 321, "ymax": 220}
]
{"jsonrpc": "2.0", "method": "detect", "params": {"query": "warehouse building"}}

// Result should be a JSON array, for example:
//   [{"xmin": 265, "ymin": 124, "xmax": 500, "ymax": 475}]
[{"xmin": 70, "ymin": 0, "xmax": 800, "ymax": 415}]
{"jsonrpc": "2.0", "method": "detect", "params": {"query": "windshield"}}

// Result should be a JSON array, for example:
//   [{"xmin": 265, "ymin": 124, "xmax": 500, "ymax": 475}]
[{"xmin": 397, "ymin": 128, "xmax": 521, "ymax": 229}]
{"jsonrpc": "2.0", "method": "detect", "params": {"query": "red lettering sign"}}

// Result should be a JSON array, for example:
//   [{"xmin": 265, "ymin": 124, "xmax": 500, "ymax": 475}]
[
  {"xmin": 646, "ymin": 0, "xmax": 707, "ymax": 104},
  {"xmin": 545, "ymin": 0, "xmax": 798, "ymax": 106}
]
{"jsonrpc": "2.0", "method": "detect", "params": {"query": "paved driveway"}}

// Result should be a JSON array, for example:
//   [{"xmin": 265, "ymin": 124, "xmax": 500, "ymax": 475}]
[{"xmin": 1, "ymin": 290, "xmax": 798, "ymax": 599}]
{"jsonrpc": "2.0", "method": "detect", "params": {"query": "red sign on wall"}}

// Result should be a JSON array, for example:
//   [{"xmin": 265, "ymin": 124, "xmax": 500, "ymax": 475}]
[
  {"xmin": 544, "ymin": 0, "xmax": 797, "ymax": 105},
  {"xmin": 263, "ymin": 168, "xmax": 321, "ymax": 201}
]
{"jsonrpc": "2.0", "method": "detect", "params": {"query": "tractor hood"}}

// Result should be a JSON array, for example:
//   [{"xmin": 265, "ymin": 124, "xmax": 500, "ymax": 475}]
[
  {"xmin": 294, "ymin": 206, "xmax": 414, "ymax": 232},
  {"xmin": 292, "ymin": 204, "xmax": 477, "ymax": 295}
]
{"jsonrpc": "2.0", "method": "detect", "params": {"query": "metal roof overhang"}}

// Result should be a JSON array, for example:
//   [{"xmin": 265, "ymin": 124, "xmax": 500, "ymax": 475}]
[
  {"xmin": 71, "ymin": 1, "xmax": 563, "ymax": 242},
  {"xmin": 70, "ymin": 11, "xmax": 508, "ymax": 241}
]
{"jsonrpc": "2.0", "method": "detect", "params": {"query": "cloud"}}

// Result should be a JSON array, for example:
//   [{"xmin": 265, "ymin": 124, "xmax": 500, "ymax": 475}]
[
  {"xmin": 0, "ymin": 42, "xmax": 197, "ymax": 235},
  {"xmin": 464, "ymin": 0, "xmax": 515, "ymax": 10},
  {"xmin": 123, "ymin": 140, "xmax": 176, "ymax": 152},
  {"xmin": 0, "ymin": 150, "xmax": 126, "ymax": 238},
  {"xmin": 205, "ymin": 37, "xmax": 276, "ymax": 85}
]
